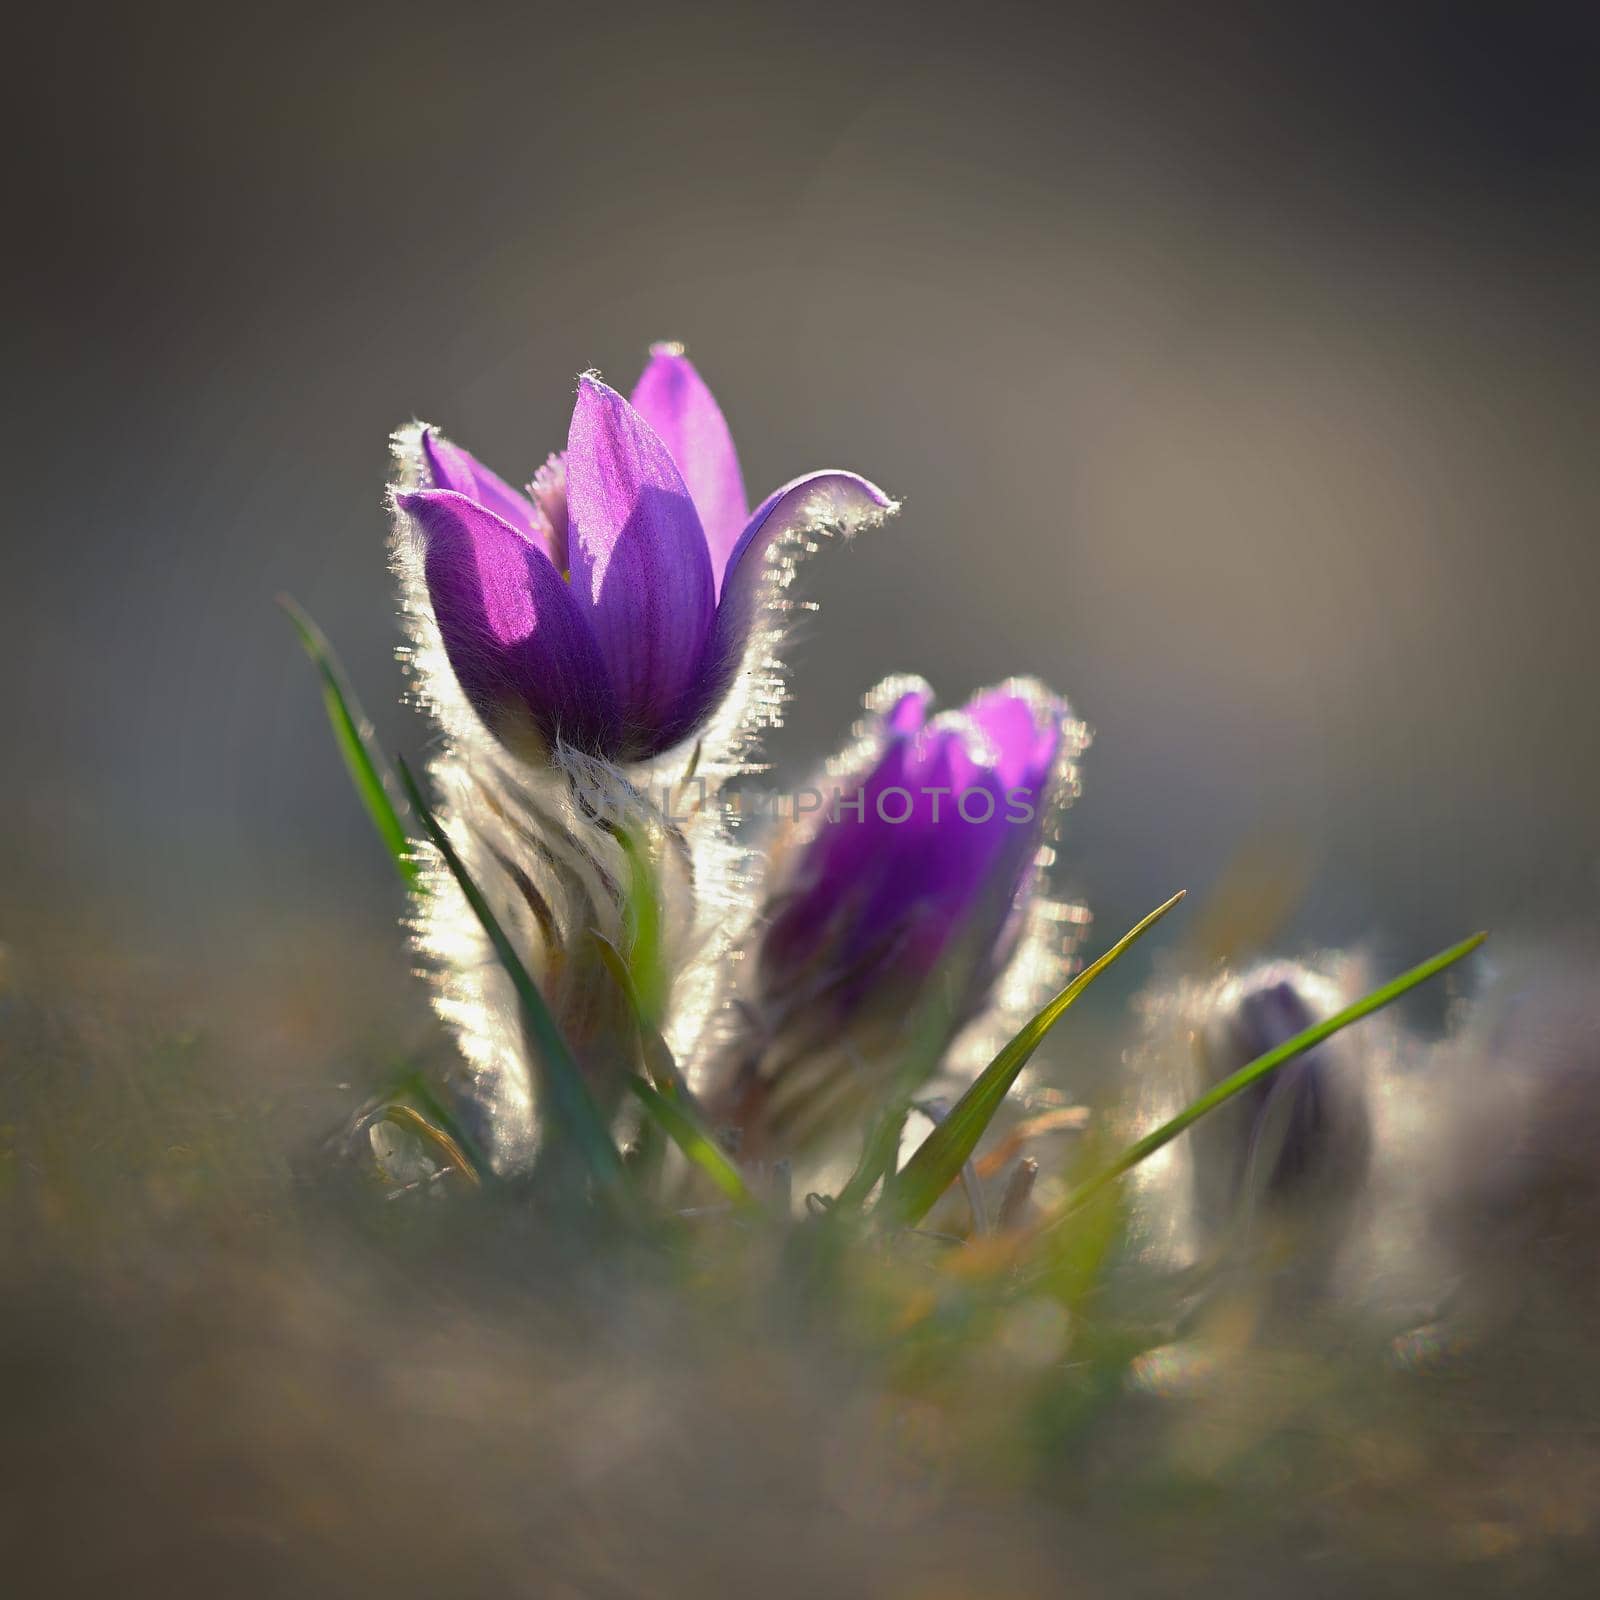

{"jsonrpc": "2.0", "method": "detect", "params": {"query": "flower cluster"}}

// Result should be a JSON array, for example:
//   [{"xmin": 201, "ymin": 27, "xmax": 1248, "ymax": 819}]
[{"xmin": 389, "ymin": 345, "xmax": 1085, "ymax": 1177}]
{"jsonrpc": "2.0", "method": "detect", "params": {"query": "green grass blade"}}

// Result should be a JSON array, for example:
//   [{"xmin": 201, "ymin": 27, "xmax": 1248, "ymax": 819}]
[
  {"xmin": 1043, "ymin": 930, "xmax": 1489, "ymax": 1229},
  {"xmin": 833, "ymin": 906, "xmax": 1021, "ymax": 1213},
  {"xmin": 590, "ymin": 930, "xmax": 692, "ymax": 1101},
  {"xmin": 615, "ymin": 827, "xmax": 668, "ymax": 1030},
  {"xmin": 625, "ymin": 1076, "xmax": 755, "ymax": 1208},
  {"xmin": 396, "ymin": 757, "xmax": 628, "ymax": 1200},
  {"xmin": 835, "ymin": 1104, "xmax": 911, "ymax": 1212},
  {"xmin": 878, "ymin": 891, "xmax": 1187, "ymax": 1229},
  {"xmin": 279, "ymin": 594, "xmax": 421, "ymax": 892},
  {"xmin": 834, "ymin": 975, "xmax": 964, "ymax": 1211}
]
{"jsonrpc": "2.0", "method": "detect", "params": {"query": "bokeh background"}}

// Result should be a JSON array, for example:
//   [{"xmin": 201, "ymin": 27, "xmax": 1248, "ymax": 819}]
[
  {"xmin": 11, "ymin": 0, "xmax": 1599, "ymax": 974},
  {"xmin": 8, "ymin": 4, "xmax": 1600, "ymax": 1594}
]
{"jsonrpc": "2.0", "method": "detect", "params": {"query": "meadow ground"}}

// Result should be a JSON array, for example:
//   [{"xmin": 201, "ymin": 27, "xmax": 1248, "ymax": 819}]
[{"xmin": 5, "ymin": 895, "xmax": 1597, "ymax": 1600}]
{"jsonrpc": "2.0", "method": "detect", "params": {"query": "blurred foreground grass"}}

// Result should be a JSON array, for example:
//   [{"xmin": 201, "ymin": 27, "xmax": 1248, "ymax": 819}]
[{"xmin": 3, "ymin": 903, "xmax": 1599, "ymax": 1598}]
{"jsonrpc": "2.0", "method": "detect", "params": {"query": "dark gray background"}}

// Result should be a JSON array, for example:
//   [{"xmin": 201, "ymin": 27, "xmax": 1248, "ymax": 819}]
[{"xmin": 9, "ymin": 0, "xmax": 1599, "ymax": 968}]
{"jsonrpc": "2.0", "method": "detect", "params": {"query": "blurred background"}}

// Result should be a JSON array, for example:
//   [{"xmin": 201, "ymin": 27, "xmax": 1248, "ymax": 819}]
[
  {"xmin": 8, "ymin": 0, "xmax": 1599, "ymax": 971},
  {"xmin": 7, "ymin": 4, "xmax": 1600, "ymax": 1593}
]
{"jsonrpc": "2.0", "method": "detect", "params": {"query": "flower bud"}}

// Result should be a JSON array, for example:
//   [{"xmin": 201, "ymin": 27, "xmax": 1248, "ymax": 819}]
[
  {"xmin": 1189, "ymin": 963, "xmax": 1372, "ymax": 1244},
  {"xmin": 712, "ymin": 675, "xmax": 1085, "ymax": 1157}
]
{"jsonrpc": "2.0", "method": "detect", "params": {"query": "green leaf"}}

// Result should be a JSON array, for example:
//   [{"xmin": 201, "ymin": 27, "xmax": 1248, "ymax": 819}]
[
  {"xmin": 626, "ymin": 1076, "xmax": 756, "ymax": 1208},
  {"xmin": 279, "ymin": 594, "xmax": 421, "ymax": 892},
  {"xmin": 1043, "ymin": 930, "xmax": 1489, "ymax": 1230},
  {"xmin": 590, "ymin": 930, "xmax": 692, "ymax": 1101},
  {"xmin": 614, "ymin": 827, "xmax": 668, "ymax": 1031},
  {"xmin": 879, "ymin": 890, "xmax": 1188, "ymax": 1229},
  {"xmin": 833, "ymin": 980, "xmax": 958, "ymax": 1212},
  {"xmin": 396, "ymin": 757, "xmax": 629, "ymax": 1202},
  {"xmin": 1030, "ymin": 1122, "xmax": 1128, "ymax": 1307},
  {"xmin": 833, "ymin": 911, "xmax": 1004, "ymax": 1212}
]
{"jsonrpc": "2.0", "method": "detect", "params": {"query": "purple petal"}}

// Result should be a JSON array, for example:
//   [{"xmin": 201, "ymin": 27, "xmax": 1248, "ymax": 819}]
[
  {"xmin": 884, "ymin": 686, "xmax": 934, "ymax": 739},
  {"xmin": 763, "ymin": 688, "xmax": 980, "ymax": 1001},
  {"xmin": 629, "ymin": 346, "xmax": 749, "ymax": 588},
  {"xmin": 957, "ymin": 688, "xmax": 1064, "ymax": 796},
  {"xmin": 697, "ymin": 470, "xmax": 895, "ymax": 713},
  {"xmin": 527, "ymin": 453, "xmax": 569, "ymax": 575},
  {"xmin": 421, "ymin": 430, "xmax": 550, "ymax": 555},
  {"xmin": 400, "ymin": 488, "xmax": 620, "ymax": 754},
  {"xmin": 757, "ymin": 676, "xmax": 1066, "ymax": 1026},
  {"xmin": 564, "ymin": 376, "xmax": 716, "ymax": 754},
  {"xmin": 761, "ymin": 734, "xmax": 918, "ymax": 987}
]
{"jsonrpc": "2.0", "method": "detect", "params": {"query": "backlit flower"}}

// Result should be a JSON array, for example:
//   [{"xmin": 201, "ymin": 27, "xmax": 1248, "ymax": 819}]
[
  {"xmin": 396, "ymin": 347, "xmax": 893, "ymax": 764},
  {"xmin": 714, "ymin": 676, "xmax": 1082, "ymax": 1154},
  {"xmin": 1189, "ymin": 963, "xmax": 1372, "ymax": 1238}
]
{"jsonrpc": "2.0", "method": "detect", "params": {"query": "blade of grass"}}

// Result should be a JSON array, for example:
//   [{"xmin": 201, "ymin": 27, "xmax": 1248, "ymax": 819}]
[
  {"xmin": 590, "ymin": 930, "xmax": 693, "ymax": 1101},
  {"xmin": 625, "ymin": 1076, "xmax": 756, "ymax": 1208},
  {"xmin": 1030, "ymin": 1120, "xmax": 1130, "ymax": 1305},
  {"xmin": 381, "ymin": 1064, "xmax": 493, "ymax": 1181},
  {"xmin": 834, "ymin": 905, "xmax": 1012, "ymax": 1213},
  {"xmin": 279, "ymin": 594, "xmax": 421, "ymax": 892},
  {"xmin": 834, "ymin": 985, "xmax": 961, "ymax": 1211},
  {"xmin": 396, "ymin": 757, "xmax": 628, "ymax": 1200},
  {"xmin": 378, "ymin": 1104, "xmax": 482, "ymax": 1188},
  {"xmin": 835, "ymin": 1103, "xmax": 911, "ymax": 1212},
  {"xmin": 1041, "ymin": 930, "xmax": 1488, "ymax": 1231},
  {"xmin": 879, "ymin": 890, "xmax": 1187, "ymax": 1229},
  {"xmin": 615, "ymin": 826, "xmax": 668, "ymax": 1030}
]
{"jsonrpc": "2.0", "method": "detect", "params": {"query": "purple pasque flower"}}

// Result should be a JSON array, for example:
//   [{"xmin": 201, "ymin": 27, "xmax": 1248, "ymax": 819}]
[
  {"xmin": 396, "ymin": 346, "xmax": 893, "ymax": 764},
  {"xmin": 1190, "ymin": 963, "xmax": 1371, "ymax": 1232},
  {"xmin": 711, "ymin": 674, "xmax": 1077, "ymax": 1154},
  {"xmin": 759, "ymin": 675, "xmax": 1072, "ymax": 1037}
]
